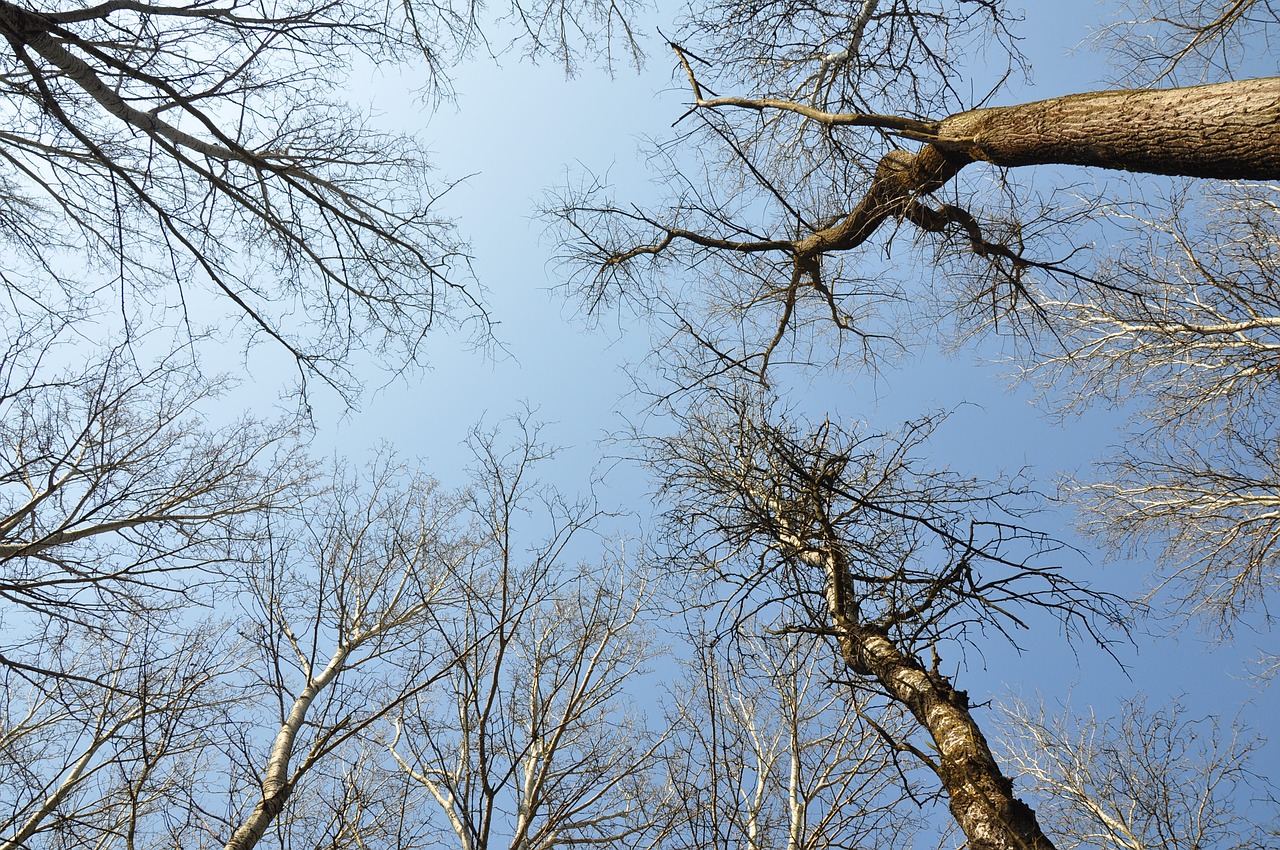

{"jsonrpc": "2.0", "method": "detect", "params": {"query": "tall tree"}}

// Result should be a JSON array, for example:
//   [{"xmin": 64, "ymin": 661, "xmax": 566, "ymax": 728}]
[
  {"xmin": 387, "ymin": 422, "xmax": 670, "ymax": 850},
  {"xmin": 216, "ymin": 452, "xmax": 474, "ymax": 850},
  {"xmin": 650, "ymin": 385, "xmax": 1125, "ymax": 850},
  {"xmin": 999, "ymin": 694, "xmax": 1279, "ymax": 850},
  {"xmin": 3, "ymin": 419, "xmax": 666, "ymax": 850},
  {"xmin": 549, "ymin": 0, "xmax": 1280, "ymax": 654},
  {"xmin": 0, "ymin": 426, "xmax": 474, "ymax": 850}
]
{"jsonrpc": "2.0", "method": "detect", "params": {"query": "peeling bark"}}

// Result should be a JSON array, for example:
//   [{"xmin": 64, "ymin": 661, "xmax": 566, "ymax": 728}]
[
  {"xmin": 833, "ymin": 615, "xmax": 1054, "ymax": 850},
  {"xmin": 769, "ymin": 517, "xmax": 1055, "ymax": 850}
]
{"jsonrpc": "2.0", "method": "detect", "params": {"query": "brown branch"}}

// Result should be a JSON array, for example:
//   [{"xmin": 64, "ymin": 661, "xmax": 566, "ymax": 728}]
[
  {"xmin": 0, "ymin": 1, "xmax": 257, "ymax": 163},
  {"xmin": 672, "ymin": 43, "xmax": 939, "ymax": 137},
  {"xmin": 603, "ymin": 224, "xmax": 796, "ymax": 266}
]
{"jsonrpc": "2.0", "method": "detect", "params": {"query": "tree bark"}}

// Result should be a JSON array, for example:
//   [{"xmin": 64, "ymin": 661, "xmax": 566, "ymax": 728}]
[
  {"xmin": 804, "ymin": 78, "xmax": 1280, "ymax": 260},
  {"xmin": 936, "ymin": 77, "xmax": 1280, "ymax": 181},
  {"xmin": 675, "ymin": 70, "xmax": 1280, "ymax": 265},
  {"xmin": 833, "ymin": 616, "xmax": 1055, "ymax": 850},
  {"xmin": 766, "ymin": 505, "xmax": 1057, "ymax": 850},
  {"xmin": 222, "ymin": 645, "xmax": 351, "ymax": 850}
]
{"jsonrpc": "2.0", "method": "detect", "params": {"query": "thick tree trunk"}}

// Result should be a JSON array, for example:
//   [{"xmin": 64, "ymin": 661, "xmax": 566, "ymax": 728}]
[
  {"xmin": 938, "ymin": 77, "xmax": 1280, "ymax": 181},
  {"xmin": 772, "ymin": 525, "xmax": 1057, "ymax": 850},
  {"xmin": 678, "ymin": 71, "xmax": 1280, "ymax": 263},
  {"xmin": 801, "ymin": 78, "xmax": 1280, "ymax": 259},
  {"xmin": 834, "ymin": 618, "xmax": 1055, "ymax": 850}
]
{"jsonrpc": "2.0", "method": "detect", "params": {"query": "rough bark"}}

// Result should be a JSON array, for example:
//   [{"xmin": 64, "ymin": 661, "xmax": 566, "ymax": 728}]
[
  {"xmin": 834, "ymin": 616, "xmax": 1054, "ymax": 850},
  {"xmin": 815, "ymin": 547, "xmax": 1056, "ymax": 850},
  {"xmin": 673, "ymin": 59, "xmax": 1280, "ymax": 265},
  {"xmin": 937, "ymin": 77, "xmax": 1280, "ymax": 181},
  {"xmin": 764, "ymin": 501, "xmax": 1055, "ymax": 850},
  {"xmin": 802, "ymin": 78, "xmax": 1280, "ymax": 261}
]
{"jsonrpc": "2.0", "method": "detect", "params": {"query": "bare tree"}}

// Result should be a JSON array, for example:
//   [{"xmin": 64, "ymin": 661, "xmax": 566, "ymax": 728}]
[
  {"xmin": 551, "ymin": 0, "xmax": 1278, "ymax": 378},
  {"xmin": 1098, "ymin": 0, "xmax": 1280, "ymax": 85},
  {"xmin": 388, "ymin": 422, "xmax": 671, "ymax": 850},
  {"xmin": 0, "ymin": 0, "xmax": 643, "ymax": 396},
  {"xmin": 663, "ymin": 628, "xmax": 925, "ymax": 850},
  {"xmin": 547, "ymin": 0, "xmax": 1280, "ymax": 669},
  {"xmin": 998, "ymin": 177, "xmax": 1280, "ymax": 651},
  {"xmin": 650, "ymin": 384, "xmax": 1127, "ymax": 850},
  {"xmin": 0, "ymin": 440, "xmax": 482, "ymax": 850},
  {"xmin": 214, "ymin": 453, "xmax": 474, "ymax": 850},
  {"xmin": 0, "ymin": 330, "xmax": 309, "ymax": 658},
  {"xmin": 999, "ymin": 694, "xmax": 1279, "ymax": 850},
  {"xmin": 0, "ymin": 623, "xmax": 236, "ymax": 850}
]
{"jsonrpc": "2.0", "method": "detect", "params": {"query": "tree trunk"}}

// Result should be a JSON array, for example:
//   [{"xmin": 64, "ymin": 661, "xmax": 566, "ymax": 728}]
[
  {"xmin": 834, "ymin": 618, "xmax": 1055, "ymax": 850},
  {"xmin": 679, "ymin": 74, "xmax": 1280, "ymax": 262},
  {"xmin": 776, "ymin": 530, "xmax": 1057, "ymax": 850},
  {"xmin": 937, "ymin": 77, "xmax": 1280, "ymax": 181},
  {"xmin": 802, "ymin": 77, "xmax": 1280, "ymax": 258}
]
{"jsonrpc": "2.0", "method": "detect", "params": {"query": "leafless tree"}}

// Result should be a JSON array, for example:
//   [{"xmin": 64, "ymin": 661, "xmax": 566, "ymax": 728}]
[
  {"xmin": 0, "ymin": 0, "xmax": 643, "ymax": 396},
  {"xmin": 0, "ymin": 622, "xmax": 236, "ymax": 850},
  {"xmin": 0, "ymin": 328, "xmax": 309, "ymax": 658},
  {"xmin": 649, "ymin": 383, "xmax": 1127, "ymax": 850},
  {"xmin": 663, "ymin": 628, "xmax": 925, "ymax": 850},
  {"xmin": 937, "ymin": 6, "xmax": 1280, "ymax": 651},
  {"xmin": 548, "ymin": 0, "xmax": 1280, "ymax": 668},
  {"xmin": 1098, "ymin": 0, "xmax": 1280, "ymax": 85},
  {"xmin": 1004, "ymin": 181, "xmax": 1280, "ymax": 642},
  {"xmin": 388, "ymin": 421, "xmax": 671, "ymax": 850},
  {"xmin": 551, "ymin": 0, "xmax": 1277, "ymax": 378},
  {"xmin": 0, "ymin": 437, "xmax": 485, "ymax": 850},
  {"xmin": 999, "ymin": 694, "xmax": 1279, "ymax": 850},
  {"xmin": 207, "ymin": 452, "xmax": 477, "ymax": 850}
]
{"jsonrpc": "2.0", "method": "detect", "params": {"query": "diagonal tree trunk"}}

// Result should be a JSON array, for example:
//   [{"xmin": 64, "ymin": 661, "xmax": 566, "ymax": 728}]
[
  {"xmin": 770, "ymin": 519, "xmax": 1056, "ymax": 850},
  {"xmin": 664, "ymin": 51, "xmax": 1280, "ymax": 266},
  {"xmin": 829, "ymin": 609, "xmax": 1054, "ymax": 850}
]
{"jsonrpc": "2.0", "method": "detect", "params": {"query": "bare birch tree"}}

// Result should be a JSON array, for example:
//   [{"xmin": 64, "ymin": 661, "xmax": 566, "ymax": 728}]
[
  {"xmin": 650, "ymin": 384, "xmax": 1127, "ymax": 850},
  {"xmin": 999, "ymin": 695, "xmax": 1279, "ymax": 850},
  {"xmin": 663, "ymin": 629, "xmax": 924, "ymax": 850},
  {"xmin": 388, "ymin": 423, "xmax": 671, "ymax": 850},
  {"xmin": 0, "ymin": 623, "xmax": 236, "ymax": 850}
]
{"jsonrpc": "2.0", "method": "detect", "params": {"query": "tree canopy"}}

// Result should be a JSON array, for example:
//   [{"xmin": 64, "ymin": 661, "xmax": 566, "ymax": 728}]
[
  {"xmin": 2, "ymin": 1, "xmax": 1280, "ymax": 849},
  {"xmin": 0, "ymin": 0, "xmax": 641, "ymax": 396}
]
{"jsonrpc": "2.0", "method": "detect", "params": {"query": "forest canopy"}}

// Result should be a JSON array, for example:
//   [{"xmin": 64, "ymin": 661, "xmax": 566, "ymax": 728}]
[{"xmin": 1, "ymin": 1, "xmax": 1279, "ymax": 849}]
